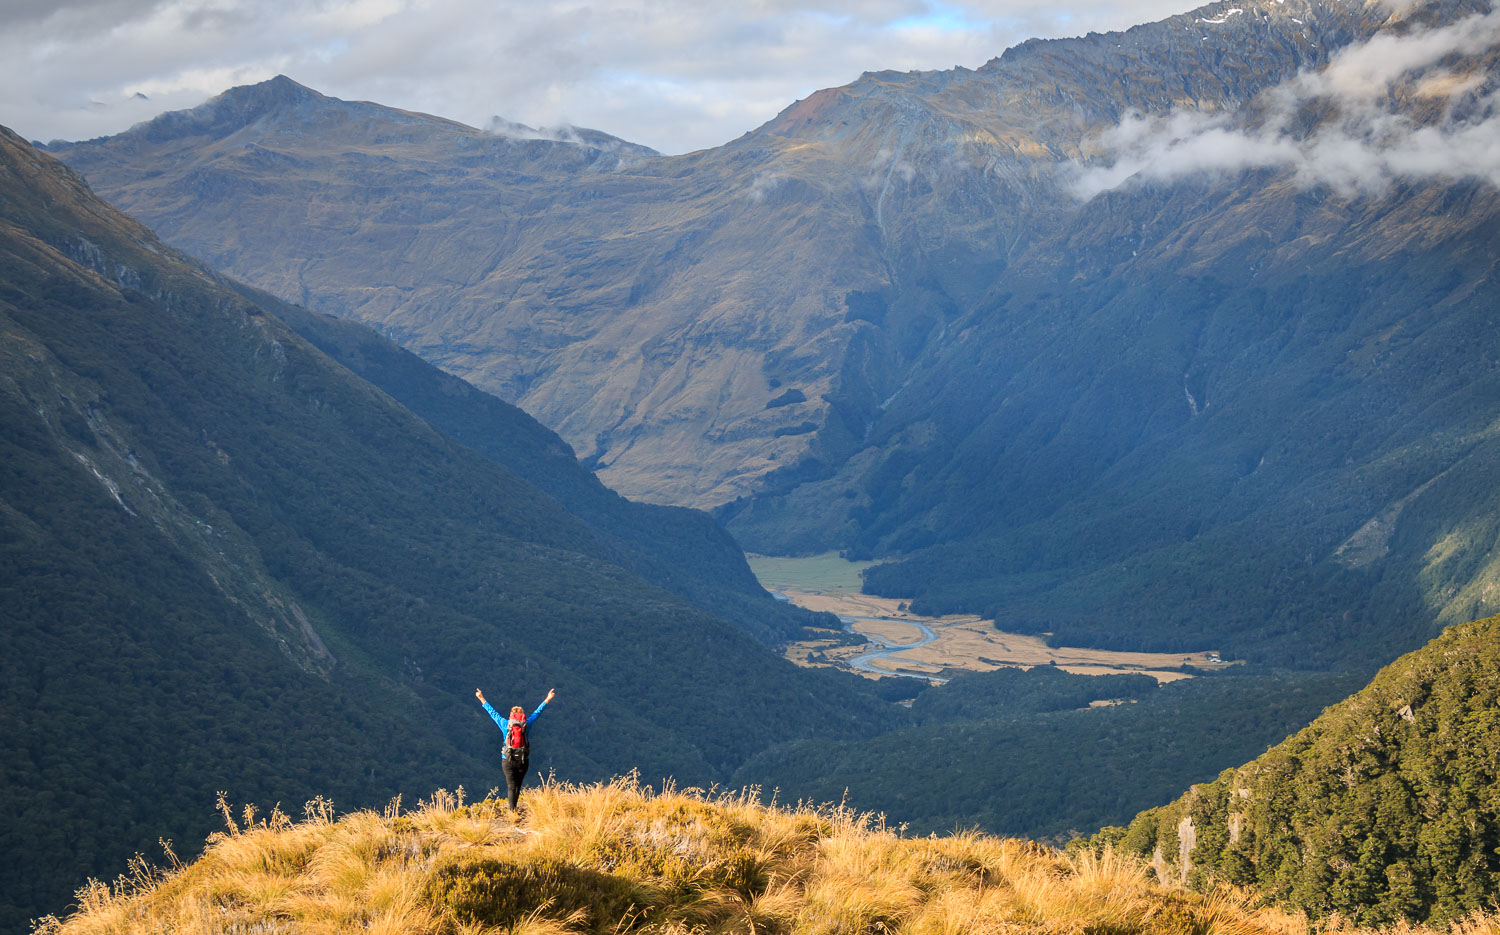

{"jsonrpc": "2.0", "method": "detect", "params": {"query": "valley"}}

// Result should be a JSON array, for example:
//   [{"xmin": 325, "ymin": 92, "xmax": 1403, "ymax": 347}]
[
  {"xmin": 750, "ymin": 553, "xmax": 1223, "ymax": 682},
  {"xmin": 8, "ymin": 0, "xmax": 1500, "ymax": 927},
  {"xmin": 48, "ymin": 0, "xmax": 1500, "ymax": 674}
]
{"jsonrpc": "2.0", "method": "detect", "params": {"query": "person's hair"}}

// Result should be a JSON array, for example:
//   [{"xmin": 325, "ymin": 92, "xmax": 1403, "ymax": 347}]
[{"xmin": 510, "ymin": 705, "xmax": 525, "ymax": 717}]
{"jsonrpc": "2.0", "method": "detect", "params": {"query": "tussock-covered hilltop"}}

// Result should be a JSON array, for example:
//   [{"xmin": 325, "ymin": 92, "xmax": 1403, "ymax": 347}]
[
  {"xmin": 37, "ymin": 778, "xmax": 1481, "ymax": 935},
  {"xmin": 1093, "ymin": 615, "xmax": 1500, "ymax": 926}
]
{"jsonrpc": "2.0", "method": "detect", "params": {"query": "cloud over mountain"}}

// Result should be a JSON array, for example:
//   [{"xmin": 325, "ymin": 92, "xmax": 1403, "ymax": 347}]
[{"xmin": 1071, "ymin": 7, "xmax": 1500, "ymax": 198}]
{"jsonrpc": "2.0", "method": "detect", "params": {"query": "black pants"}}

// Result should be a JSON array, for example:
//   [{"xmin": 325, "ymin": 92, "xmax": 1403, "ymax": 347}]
[{"xmin": 503, "ymin": 752, "xmax": 530, "ymax": 810}]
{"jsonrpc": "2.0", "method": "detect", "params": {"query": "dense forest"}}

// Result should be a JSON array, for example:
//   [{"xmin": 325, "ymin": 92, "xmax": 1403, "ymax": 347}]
[{"xmin": 732, "ymin": 666, "xmax": 1362, "ymax": 840}]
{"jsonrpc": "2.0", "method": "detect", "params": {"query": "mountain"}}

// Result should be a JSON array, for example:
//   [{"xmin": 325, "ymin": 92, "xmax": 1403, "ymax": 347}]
[
  {"xmin": 1092, "ymin": 614, "xmax": 1500, "ymax": 926},
  {"xmin": 0, "ymin": 125, "xmax": 893, "ymax": 931},
  {"xmin": 47, "ymin": 0, "xmax": 1500, "ymax": 669},
  {"xmin": 235, "ymin": 290, "xmax": 825, "ymax": 647},
  {"xmin": 45, "ymin": 0, "xmax": 1390, "ymax": 510}
]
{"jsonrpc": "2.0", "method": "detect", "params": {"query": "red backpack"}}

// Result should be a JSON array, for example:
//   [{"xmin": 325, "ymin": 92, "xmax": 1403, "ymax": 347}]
[{"xmin": 506, "ymin": 718, "xmax": 528, "ymax": 755}]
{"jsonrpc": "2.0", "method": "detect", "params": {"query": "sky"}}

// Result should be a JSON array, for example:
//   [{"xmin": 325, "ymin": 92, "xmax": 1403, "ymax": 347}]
[{"xmin": 2, "ymin": 0, "xmax": 1202, "ymax": 153}]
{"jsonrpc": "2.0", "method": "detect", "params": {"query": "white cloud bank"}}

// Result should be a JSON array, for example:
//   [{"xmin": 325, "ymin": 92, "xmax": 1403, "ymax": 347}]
[
  {"xmin": 1071, "ymin": 8, "xmax": 1500, "ymax": 199},
  {"xmin": 2, "ymin": 0, "xmax": 1200, "ymax": 153}
]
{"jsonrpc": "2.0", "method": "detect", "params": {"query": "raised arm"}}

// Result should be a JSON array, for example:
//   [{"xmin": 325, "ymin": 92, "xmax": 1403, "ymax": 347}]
[
  {"xmin": 527, "ymin": 688, "xmax": 556, "ymax": 724},
  {"xmin": 476, "ymin": 688, "xmax": 507, "ymax": 730}
]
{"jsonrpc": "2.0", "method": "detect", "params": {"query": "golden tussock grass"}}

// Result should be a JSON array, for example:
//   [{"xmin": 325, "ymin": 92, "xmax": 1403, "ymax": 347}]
[{"xmin": 33, "ymin": 779, "xmax": 1500, "ymax": 935}]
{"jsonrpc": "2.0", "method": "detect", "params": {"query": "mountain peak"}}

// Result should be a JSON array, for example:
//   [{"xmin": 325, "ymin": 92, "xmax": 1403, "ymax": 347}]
[
  {"xmin": 112, "ymin": 74, "xmax": 328, "ymax": 144},
  {"xmin": 218, "ymin": 74, "xmax": 323, "ymax": 109}
]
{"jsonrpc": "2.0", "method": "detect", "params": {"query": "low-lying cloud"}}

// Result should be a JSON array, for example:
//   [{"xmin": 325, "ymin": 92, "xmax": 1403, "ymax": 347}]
[{"xmin": 1070, "ymin": 8, "xmax": 1500, "ymax": 199}]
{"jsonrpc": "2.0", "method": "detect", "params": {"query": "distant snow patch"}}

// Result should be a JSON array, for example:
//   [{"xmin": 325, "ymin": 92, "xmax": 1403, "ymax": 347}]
[{"xmin": 1197, "ymin": 8, "xmax": 1244, "ymax": 24}]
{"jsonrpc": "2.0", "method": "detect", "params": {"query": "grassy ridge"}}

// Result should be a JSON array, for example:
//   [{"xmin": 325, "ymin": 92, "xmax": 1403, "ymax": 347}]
[{"xmin": 37, "ymin": 777, "xmax": 1475, "ymax": 935}]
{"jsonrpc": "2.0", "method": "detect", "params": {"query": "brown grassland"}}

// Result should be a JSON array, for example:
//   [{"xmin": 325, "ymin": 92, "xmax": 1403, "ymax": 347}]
[{"xmin": 36, "ymin": 778, "xmax": 1500, "ymax": 935}]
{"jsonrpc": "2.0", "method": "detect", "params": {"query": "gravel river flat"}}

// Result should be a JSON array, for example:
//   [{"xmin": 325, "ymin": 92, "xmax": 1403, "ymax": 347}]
[{"xmin": 749, "ymin": 552, "xmax": 1224, "ymax": 683}]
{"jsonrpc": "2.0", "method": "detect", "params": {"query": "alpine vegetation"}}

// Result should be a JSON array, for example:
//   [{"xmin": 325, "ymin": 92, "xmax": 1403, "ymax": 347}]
[{"xmin": 35, "ymin": 777, "xmax": 1495, "ymax": 935}]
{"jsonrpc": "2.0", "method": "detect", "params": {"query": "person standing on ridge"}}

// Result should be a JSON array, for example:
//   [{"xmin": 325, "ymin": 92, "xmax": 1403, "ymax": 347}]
[{"xmin": 476, "ymin": 687, "xmax": 554, "ymax": 812}]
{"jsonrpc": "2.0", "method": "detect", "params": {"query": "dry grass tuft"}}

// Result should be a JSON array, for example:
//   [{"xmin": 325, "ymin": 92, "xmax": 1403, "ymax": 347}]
[{"xmin": 34, "ymin": 778, "xmax": 1500, "ymax": 935}]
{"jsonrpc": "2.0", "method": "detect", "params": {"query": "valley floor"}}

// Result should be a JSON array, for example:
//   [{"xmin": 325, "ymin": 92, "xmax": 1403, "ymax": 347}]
[{"xmin": 750, "ymin": 553, "xmax": 1226, "ymax": 683}]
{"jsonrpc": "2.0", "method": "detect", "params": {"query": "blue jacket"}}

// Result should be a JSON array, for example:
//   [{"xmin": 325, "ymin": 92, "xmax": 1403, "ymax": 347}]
[{"xmin": 482, "ymin": 699, "xmax": 547, "ymax": 759}]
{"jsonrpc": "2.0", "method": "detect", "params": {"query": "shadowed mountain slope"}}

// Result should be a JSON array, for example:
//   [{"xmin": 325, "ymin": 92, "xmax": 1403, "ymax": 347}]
[
  {"xmin": 244, "ymin": 293, "xmax": 825, "ymax": 646},
  {"xmin": 769, "ymin": 161, "xmax": 1500, "ymax": 667},
  {"xmin": 751, "ymin": 23, "xmax": 1500, "ymax": 668},
  {"xmin": 0, "ymin": 126, "xmax": 888, "ymax": 930}
]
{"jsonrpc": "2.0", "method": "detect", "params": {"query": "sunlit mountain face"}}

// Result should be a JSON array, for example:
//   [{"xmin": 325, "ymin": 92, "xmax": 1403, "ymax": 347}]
[{"xmin": 48, "ymin": 0, "xmax": 1500, "ymax": 664}]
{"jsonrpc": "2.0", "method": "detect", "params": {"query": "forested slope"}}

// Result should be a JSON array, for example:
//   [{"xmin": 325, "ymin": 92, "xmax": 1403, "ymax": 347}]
[
  {"xmin": 1093, "ymin": 615, "xmax": 1500, "ymax": 925},
  {"xmin": 732, "ymin": 667, "xmax": 1362, "ymax": 840},
  {"xmin": 255, "ymin": 296, "xmax": 823, "ymax": 645}
]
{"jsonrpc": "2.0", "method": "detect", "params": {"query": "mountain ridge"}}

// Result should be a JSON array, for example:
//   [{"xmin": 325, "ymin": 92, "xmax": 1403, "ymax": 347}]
[{"xmin": 46, "ymin": 0, "xmax": 1403, "ymax": 507}]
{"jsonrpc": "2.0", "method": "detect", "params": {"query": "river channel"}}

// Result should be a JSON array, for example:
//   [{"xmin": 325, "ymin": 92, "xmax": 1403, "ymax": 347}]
[{"xmin": 838, "ymin": 615, "xmax": 947, "ymax": 683}]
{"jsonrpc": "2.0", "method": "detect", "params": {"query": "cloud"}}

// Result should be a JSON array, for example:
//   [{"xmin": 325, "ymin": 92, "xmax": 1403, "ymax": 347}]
[
  {"xmin": 744, "ymin": 170, "xmax": 786, "ymax": 203},
  {"xmin": 2, "ymin": 0, "xmax": 1202, "ymax": 153},
  {"xmin": 1070, "ymin": 8, "xmax": 1500, "ymax": 199}
]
